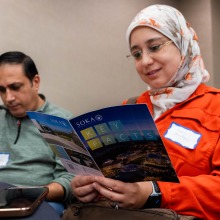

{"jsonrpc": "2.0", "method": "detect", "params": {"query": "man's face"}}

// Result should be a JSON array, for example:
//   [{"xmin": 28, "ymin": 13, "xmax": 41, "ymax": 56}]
[{"xmin": 0, "ymin": 63, "xmax": 40, "ymax": 117}]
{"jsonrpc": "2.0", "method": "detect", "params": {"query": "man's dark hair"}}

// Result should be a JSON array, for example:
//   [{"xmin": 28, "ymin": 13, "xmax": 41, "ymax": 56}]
[{"xmin": 0, "ymin": 51, "xmax": 38, "ymax": 81}]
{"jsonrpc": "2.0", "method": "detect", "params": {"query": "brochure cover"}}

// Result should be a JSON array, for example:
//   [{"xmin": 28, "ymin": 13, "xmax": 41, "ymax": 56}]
[{"xmin": 27, "ymin": 104, "xmax": 179, "ymax": 183}]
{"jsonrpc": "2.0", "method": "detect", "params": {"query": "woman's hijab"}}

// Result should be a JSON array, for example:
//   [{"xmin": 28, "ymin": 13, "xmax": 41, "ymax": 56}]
[{"xmin": 126, "ymin": 4, "xmax": 210, "ymax": 119}]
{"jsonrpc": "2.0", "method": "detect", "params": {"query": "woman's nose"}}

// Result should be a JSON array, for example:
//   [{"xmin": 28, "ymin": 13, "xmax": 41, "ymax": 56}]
[{"xmin": 140, "ymin": 51, "xmax": 154, "ymax": 65}]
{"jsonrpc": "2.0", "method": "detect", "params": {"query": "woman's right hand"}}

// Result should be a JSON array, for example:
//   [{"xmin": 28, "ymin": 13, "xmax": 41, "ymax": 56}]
[{"xmin": 71, "ymin": 175, "xmax": 100, "ymax": 203}]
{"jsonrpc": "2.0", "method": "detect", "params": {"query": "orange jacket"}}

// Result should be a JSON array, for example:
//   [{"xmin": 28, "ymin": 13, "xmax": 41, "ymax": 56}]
[{"xmin": 123, "ymin": 84, "xmax": 220, "ymax": 220}]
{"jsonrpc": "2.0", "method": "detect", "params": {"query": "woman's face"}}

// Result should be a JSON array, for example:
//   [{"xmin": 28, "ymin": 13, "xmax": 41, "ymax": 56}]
[{"xmin": 130, "ymin": 26, "xmax": 181, "ymax": 89}]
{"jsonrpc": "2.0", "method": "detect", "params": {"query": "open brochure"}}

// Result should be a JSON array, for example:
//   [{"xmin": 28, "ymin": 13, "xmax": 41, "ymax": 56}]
[{"xmin": 27, "ymin": 104, "xmax": 179, "ymax": 183}]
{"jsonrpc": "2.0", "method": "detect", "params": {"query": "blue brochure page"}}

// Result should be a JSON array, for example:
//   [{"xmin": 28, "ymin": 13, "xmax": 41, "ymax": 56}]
[{"xmin": 69, "ymin": 104, "xmax": 179, "ymax": 183}]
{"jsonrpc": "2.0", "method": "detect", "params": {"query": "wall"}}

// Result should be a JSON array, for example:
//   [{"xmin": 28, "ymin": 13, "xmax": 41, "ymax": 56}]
[
  {"xmin": 0, "ymin": 0, "xmax": 216, "ymax": 116},
  {"xmin": 211, "ymin": 0, "xmax": 220, "ymax": 88}
]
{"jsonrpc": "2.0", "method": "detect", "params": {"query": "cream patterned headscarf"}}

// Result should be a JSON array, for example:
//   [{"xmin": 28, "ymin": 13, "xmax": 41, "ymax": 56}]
[{"xmin": 126, "ymin": 5, "xmax": 210, "ymax": 119}]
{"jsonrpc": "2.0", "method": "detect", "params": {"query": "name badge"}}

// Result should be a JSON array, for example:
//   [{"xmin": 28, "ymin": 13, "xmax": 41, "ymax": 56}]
[
  {"xmin": 0, "ymin": 153, "xmax": 9, "ymax": 167},
  {"xmin": 164, "ymin": 123, "xmax": 201, "ymax": 149}
]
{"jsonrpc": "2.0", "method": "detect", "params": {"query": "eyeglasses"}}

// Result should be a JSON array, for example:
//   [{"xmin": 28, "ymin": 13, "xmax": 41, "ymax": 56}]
[{"xmin": 126, "ymin": 40, "xmax": 173, "ymax": 61}]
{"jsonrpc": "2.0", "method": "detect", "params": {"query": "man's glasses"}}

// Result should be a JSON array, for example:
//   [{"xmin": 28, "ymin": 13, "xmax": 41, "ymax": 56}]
[{"xmin": 126, "ymin": 40, "xmax": 173, "ymax": 61}]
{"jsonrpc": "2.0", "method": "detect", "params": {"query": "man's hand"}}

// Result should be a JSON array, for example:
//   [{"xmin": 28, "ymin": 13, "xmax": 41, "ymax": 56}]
[{"xmin": 46, "ymin": 182, "xmax": 65, "ymax": 201}]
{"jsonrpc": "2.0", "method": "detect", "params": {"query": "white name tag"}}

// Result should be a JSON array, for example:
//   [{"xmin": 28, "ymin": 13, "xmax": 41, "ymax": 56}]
[
  {"xmin": 0, "ymin": 153, "xmax": 9, "ymax": 167},
  {"xmin": 164, "ymin": 123, "xmax": 201, "ymax": 149}
]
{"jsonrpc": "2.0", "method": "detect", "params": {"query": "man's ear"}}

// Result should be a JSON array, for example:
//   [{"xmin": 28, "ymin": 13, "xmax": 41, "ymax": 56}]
[{"xmin": 32, "ymin": 74, "xmax": 40, "ymax": 91}]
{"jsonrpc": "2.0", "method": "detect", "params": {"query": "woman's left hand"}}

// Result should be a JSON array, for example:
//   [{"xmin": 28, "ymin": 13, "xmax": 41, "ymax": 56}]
[{"xmin": 92, "ymin": 176, "xmax": 153, "ymax": 209}]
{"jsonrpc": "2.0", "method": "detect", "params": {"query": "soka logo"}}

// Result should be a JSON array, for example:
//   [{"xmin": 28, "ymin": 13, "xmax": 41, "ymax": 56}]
[{"xmin": 75, "ymin": 114, "xmax": 103, "ymax": 128}]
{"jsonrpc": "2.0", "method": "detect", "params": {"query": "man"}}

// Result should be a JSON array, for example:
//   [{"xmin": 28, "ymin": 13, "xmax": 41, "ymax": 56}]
[{"xmin": 0, "ymin": 51, "xmax": 74, "ymax": 215}]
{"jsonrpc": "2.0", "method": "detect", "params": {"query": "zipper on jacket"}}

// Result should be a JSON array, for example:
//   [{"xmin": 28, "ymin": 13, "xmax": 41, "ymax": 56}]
[
  {"xmin": 72, "ymin": 205, "xmax": 81, "ymax": 216},
  {"xmin": 14, "ymin": 119, "xmax": 21, "ymax": 144}
]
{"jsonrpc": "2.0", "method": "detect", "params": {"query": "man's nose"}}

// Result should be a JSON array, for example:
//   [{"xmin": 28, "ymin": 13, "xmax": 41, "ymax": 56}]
[{"xmin": 5, "ymin": 89, "xmax": 15, "ymax": 102}]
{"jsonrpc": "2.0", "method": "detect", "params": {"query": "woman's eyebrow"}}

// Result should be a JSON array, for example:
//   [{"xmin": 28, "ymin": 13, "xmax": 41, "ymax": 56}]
[
  {"xmin": 130, "ymin": 37, "xmax": 166, "ymax": 51},
  {"xmin": 130, "ymin": 45, "xmax": 139, "ymax": 52}
]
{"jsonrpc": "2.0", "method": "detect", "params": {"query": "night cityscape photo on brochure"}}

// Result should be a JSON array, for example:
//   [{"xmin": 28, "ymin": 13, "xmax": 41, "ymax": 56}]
[{"xmin": 27, "ymin": 104, "xmax": 179, "ymax": 183}]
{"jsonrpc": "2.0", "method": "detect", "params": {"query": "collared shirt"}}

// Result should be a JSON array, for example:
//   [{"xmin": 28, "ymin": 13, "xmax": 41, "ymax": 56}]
[{"xmin": 0, "ymin": 96, "xmax": 74, "ymax": 202}]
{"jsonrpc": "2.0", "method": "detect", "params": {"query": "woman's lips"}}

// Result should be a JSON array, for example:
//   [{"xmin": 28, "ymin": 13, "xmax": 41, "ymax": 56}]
[
  {"xmin": 147, "ymin": 68, "xmax": 161, "ymax": 75},
  {"xmin": 146, "ymin": 68, "xmax": 161, "ymax": 76}
]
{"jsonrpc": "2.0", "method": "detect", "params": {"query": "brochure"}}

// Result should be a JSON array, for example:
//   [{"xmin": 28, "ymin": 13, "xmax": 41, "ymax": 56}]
[{"xmin": 27, "ymin": 104, "xmax": 179, "ymax": 183}]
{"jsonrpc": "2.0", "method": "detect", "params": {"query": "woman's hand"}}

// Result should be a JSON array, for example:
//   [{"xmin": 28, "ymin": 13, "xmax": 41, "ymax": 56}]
[
  {"xmin": 92, "ymin": 176, "xmax": 153, "ymax": 209},
  {"xmin": 71, "ymin": 175, "xmax": 100, "ymax": 203}
]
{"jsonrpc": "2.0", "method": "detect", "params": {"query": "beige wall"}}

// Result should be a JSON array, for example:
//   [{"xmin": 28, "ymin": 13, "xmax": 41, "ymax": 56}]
[
  {"xmin": 211, "ymin": 0, "xmax": 220, "ymax": 87},
  {"xmin": 0, "ymin": 0, "xmax": 217, "ymax": 115}
]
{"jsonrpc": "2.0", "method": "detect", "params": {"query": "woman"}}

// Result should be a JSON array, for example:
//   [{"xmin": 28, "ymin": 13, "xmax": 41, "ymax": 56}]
[{"xmin": 71, "ymin": 5, "xmax": 220, "ymax": 219}]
